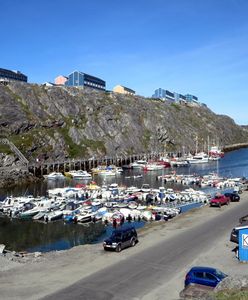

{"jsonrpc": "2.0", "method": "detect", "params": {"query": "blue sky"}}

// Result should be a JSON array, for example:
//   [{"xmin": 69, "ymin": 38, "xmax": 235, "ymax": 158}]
[{"xmin": 1, "ymin": 0, "xmax": 248, "ymax": 124}]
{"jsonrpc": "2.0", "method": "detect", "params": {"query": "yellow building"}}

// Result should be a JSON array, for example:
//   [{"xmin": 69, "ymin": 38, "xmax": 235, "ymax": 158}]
[{"xmin": 113, "ymin": 85, "xmax": 135, "ymax": 95}]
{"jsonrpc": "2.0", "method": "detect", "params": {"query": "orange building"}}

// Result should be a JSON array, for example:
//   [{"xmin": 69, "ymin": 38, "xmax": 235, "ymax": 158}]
[
  {"xmin": 113, "ymin": 85, "xmax": 135, "ymax": 95},
  {"xmin": 54, "ymin": 75, "xmax": 68, "ymax": 85}
]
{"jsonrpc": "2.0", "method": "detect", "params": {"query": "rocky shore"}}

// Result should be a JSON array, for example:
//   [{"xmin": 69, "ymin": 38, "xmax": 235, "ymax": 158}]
[{"xmin": 0, "ymin": 153, "xmax": 37, "ymax": 188}]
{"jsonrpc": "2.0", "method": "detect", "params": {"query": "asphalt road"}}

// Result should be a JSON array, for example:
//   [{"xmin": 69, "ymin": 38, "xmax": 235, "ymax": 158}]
[{"xmin": 43, "ymin": 200, "xmax": 245, "ymax": 300}]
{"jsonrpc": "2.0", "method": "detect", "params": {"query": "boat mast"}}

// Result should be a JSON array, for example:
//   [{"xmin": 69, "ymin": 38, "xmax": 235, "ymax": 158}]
[
  {"xmin": 207, "ymin": 135, "xmax": 210, "ymax": 157},
  {"xmin": 195, "ymin": 135, "xmax": 198, "ymax": 154}
]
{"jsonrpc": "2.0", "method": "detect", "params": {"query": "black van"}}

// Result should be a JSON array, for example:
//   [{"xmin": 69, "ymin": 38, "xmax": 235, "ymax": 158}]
[
  {"xmin": 230, "ymin": 225, "xmax": 248, "ymax": 244},
  {"xmin": 103, "ymin": 226, "xmax": 138, "ymax": 252}
]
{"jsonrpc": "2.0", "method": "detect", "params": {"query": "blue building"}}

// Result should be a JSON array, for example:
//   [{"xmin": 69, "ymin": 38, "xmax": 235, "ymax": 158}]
[
  {"xmin": 152, "ymin": 88, "xmax": 166, "ymax": 99},
  {"xmin": 0, "ymin": 68, "xmax": 27, "ymax": 82},
  {"xmin": 174, "ymin": 93, "xmax": 186, "ymax": 102},
  {"xmin": 185, "ymin": 94, "xmax": 198, "ymax": 102},
  {"xmin": 65, "ymin": 70, "xmax": 105, "ymax": 91},
  {"xmin": 152, "ymin": 88, "xmax": 175, "ymax": 102}
]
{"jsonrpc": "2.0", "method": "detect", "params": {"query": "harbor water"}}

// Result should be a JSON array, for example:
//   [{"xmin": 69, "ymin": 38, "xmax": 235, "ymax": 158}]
[{"xmin": 0, "ymin": 148, "xmax": 248, "ymax": 252}]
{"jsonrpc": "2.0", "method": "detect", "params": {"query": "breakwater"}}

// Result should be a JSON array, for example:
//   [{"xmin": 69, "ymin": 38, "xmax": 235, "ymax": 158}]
[{"xmin": 223, "ymin": 143, "xmax": 248, "ymax": 152}]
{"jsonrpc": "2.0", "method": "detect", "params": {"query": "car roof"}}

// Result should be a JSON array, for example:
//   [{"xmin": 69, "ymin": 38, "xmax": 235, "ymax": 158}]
[
  {"xmin": 114, "ymin": 226, "xmax": 136, "ymax": 233},
  {"xmin": 189, "ymin": 266, "xmax": 218, "ymax": 273},
  {"xmin": 234, "ymin": 225, "xmax": 248, "ymax": 230}
]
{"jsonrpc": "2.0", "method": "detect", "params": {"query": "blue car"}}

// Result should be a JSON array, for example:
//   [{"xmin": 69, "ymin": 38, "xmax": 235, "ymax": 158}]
[{"xmin": 185, "ymin": 266, "xmax": 227, "ymax": 287}]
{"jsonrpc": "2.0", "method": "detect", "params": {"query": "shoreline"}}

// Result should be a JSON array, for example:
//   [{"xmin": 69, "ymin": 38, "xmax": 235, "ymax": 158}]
[
  {"xmin": 223, "ymin": 143, "xmax": 248, "ymax": 152},
  {"xmin": 0, "ymin": 146, "xmax": 248, "ymax": 189},
  {"xmin": 1, "ymin": 194, "xmax": 248, "ymax": 299}
]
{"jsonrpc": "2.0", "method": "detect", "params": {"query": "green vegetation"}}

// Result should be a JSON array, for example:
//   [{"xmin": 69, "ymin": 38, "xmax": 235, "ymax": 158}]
[
  {"xmin": 214, "ymin": 290, "xmax": 248, "ymax": 299},
  {"xmin": 0, "ymin": 144, "xmax": 12, "ymax": 154},
  {"xmin": 171, "ymin": 102, "xmax": 181, "ymax": 111},
  {"xmin": 63, "ymin": 114, "xmax": 88, "ymax": 129},
  {"xmin": 126, "ymin": 147, "xmax": 135, "ymax": 155},
  {"xmin": 58, "ymin": 127, "xmax": 82, "ymax": 157},
  {"xmin": 82, "ymin": 138, "xmax": 106, "ymax": 154},
  {"xmin": 142, "ymin": 129, "xmax": 151, "ymax": 150},
  {"xmin": 9, "ymin": 132, "xmax": 34, "ymax": 149},
  {"xmin": 6, "ymin": 87, "xmax": 32, "ymax": 118}
]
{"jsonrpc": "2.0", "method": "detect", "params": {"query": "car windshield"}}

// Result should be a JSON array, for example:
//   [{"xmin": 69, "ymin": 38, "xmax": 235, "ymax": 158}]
[
  {"xmin": 214, "ymin": 269, "xmax": 227, "ymax": 278},
  {"xmin": 111, "ymin": 232, "xmax": 122, "ymax": 239}
]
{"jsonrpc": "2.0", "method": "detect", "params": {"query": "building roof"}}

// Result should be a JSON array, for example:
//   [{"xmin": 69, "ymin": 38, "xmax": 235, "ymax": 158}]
[
  {"xmin": 116, "ymin": 85, "xmax": 135, "ymax": 93},
  {"xmin": 55, "ymin": 75, "xmax": 68, "ymax": 79},
  {"xmin": 0, "ymin": 68, "xmax": 27, "ymax": 77},
  {"xmin": 67, "ymin": 70, "xmax": 105, "ymax": 84}
]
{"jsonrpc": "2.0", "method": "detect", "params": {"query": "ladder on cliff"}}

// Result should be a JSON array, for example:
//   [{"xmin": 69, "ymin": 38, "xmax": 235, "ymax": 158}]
[{"xmin": 0, "ymin": 138, "xmax": 29, "ymax": 166}]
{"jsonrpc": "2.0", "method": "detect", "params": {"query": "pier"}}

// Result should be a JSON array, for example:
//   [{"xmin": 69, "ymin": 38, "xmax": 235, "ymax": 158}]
[
  {"xmin": 27, "ymin": 153, "xmax": 162, "ymax": 177},
  {"xmin": 223, "ymin": 143, "xmax": 248, "ymax": 152},
  {"xmin": 2, "ymin": 137, "xmax": 248, "ymax": 177}
]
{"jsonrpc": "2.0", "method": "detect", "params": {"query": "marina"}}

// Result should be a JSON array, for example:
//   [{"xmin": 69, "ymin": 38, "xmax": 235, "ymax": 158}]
[{"xmin": 0, "ymin": 148, "xmax": 248, "ymax": 253}]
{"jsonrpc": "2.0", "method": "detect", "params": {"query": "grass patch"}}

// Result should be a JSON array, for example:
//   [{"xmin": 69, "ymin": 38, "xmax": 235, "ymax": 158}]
[
  {"xmin": 0, "ymin": 144, "xmax": 12, "ymax": 154},
  {"xmin": 171, "ymin": 102, "xmax": 181, "ymax": 111},
  {"xmin": 58, "ymin": 127, "xmax": 83, "ymax": 158},
  {"xmin": 82, "ymin": 138, "xmax": 106, "ymax": 155},
  {"xmin": 142, "ymin": 129, "xmax": 151, "ymax": 150},
  {"xmin": 214, "ymin": 290, "xmax": 248, "ymax": 299}
]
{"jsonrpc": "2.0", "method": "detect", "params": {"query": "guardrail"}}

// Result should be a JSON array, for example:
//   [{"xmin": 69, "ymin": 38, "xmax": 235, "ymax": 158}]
[{"xmin": 0, "ymin": 138, "xmax": 29, "ymax": 166}]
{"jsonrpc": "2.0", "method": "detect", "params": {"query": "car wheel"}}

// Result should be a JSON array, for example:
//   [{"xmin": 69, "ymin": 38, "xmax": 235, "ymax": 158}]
[
  {"xmin": 130, "ymin": 238, "xmax": 136, "ymax": 247},
  {"xmin": 116, "ymin": 244, "xmax": 122, "ymax": 252},
  {"xmin": 218, "ymin": 203, "xmax": 221, "ymax": 208}
]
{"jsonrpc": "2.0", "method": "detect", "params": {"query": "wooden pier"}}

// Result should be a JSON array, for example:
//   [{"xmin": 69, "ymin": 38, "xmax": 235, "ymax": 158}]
[{"xmin": 27, "ymin": 152, "xmax": 165, "ymax": 177}]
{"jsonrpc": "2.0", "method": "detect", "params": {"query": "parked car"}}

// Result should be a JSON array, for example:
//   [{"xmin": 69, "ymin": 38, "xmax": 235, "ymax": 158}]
[
  {"xmin": 185, "ymin": 266, "xmax": 227, "ymax": 288},
  {"xmin": 209, "ymin": 193, "xmax": 230, "ymax": 207},
  {"xmin": 230, "ymin": 224, "xmax": 248, "ymax": 244},
  {"xmin": 224, "ymin": 192, "xmax": 240, "ymax": 202},
  {"xmin": 103, "ymin": 226, "xmax": 138, "ymax": 252}
]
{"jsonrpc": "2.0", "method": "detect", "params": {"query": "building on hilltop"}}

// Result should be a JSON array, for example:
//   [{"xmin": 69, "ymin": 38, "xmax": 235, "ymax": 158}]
[
  {"xmin": 152, "ymin": 88, "xmax": 199, "ymax": 104},
  {"xmin": 152, "ymin": 88, "xmax": 175, "ymax": 102},
  {"xmin": 42, "ymin": 82, "xmax": 55, "ymax": 87},
  {"xmin": 65, "ymin": 70, "xmax": 105, "ymax": 91},
  {"xmin": 54, "ymin": 75, "xmax": 68, "ymax": 85},
  {"xmin": 113, "ymin": 85, "xmax": 135, "ymax": 95},
  {"xmin": 174, "ymin": 93, "xmax": 186, "ymax": 103},
  {"xmin": 0, "ymin": 68, "xmax": 27, "ymax": 82},
  {"xmin": 185, "ymin": 94, "xmax": 198, "ymax": 102},
  {"xmin": 152, "ymin": 88, "xmax": 166, "ymax": 99}
]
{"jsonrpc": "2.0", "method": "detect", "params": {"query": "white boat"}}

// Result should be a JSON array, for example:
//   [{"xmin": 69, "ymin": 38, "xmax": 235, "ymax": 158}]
[
  {"xmin": 140, "ymin": 184, "xmax": 151, "ymax": 192},
  {"xmin": 98, "ymin": 170, "xmax": 116, "ymax": 176},
  {"xmin": 142, "ymin": 210, "xmax": 153, "ymax": 221},
  {"xmin": 130, "ymin": 160, "xmax": 147, "ymax": 169},
  {"xmin": 186, "ymin": 152, "xmax": 209, "ymax": 164},
  {"xmin": 45, "ymin": 210, "xmax": 63, "ymax": 222},
  {"xmin": 170, "ymin": 158, "xmax": 190, "ymax": 167},
  {"xmin": 68, "ymin": 170, "xmax": 92, "ymax": 180},
  {"xmin": 143, "ymin": 163, "xmax": 164, "ymax": 171},
  {"xmin": 46, "ymin": 172, "xmax": 65, "ymax": 180},
  {"xmin": 209, "ymin": 146, "xmax": 224, "ymax": 158}
]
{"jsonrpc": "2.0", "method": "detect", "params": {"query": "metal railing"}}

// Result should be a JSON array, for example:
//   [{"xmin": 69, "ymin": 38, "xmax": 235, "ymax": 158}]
[{"xmin": 0, "ymin": 138, "xmax": 29, "ymax": 166}]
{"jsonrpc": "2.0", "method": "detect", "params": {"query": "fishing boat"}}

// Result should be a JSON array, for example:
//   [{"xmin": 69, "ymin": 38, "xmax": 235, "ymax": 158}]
[{"xmin": 186, "ymin": 152, "xmax": 209, "ymax": 164}]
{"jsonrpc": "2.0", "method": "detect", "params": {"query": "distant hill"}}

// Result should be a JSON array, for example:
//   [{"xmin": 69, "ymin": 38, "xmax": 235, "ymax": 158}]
[{"xmin": 0, "ymin": 82, "xmax": 248, "ymax": 163}]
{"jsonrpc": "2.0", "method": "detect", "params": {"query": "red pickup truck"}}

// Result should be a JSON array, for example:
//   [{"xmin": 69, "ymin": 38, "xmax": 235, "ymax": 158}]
[{"xmin": 209, "ymin": 194, "xmax": 230, "ymax": 207}]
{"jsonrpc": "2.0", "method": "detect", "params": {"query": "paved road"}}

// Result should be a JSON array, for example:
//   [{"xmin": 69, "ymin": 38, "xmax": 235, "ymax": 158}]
[{"xmin": 43, "ymin": 201, "xmax": 245, "ymax": 300}]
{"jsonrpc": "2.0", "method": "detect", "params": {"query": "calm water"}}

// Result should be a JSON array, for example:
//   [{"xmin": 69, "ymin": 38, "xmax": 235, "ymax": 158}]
[{"xmin": 0, "ymin": 148, "xmax": 248, "ymax": 252}]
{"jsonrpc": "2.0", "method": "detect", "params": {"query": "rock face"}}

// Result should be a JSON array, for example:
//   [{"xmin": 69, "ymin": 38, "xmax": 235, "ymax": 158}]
[
  {"xmin": 0, "ymin": 159, "xmax": 36, "ymax": 188},
  {"xmin": 0, "ymin": 82, "xmax": 248, "ymax": 164}
]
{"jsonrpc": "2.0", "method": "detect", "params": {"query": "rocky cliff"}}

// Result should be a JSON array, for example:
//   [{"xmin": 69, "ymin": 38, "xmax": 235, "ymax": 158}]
[{"xmin": 0, "ymin": 82, "xmax": 248, "ymax": 164}]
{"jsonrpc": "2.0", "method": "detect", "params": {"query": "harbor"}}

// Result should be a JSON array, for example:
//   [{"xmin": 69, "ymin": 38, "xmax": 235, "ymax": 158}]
[{"xmin": 1, "ymin": 147, "xmax": 248, "ymax": 253}]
